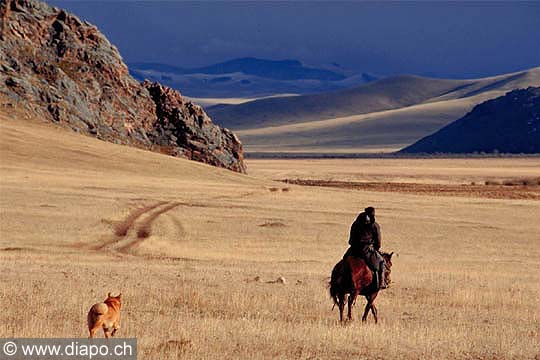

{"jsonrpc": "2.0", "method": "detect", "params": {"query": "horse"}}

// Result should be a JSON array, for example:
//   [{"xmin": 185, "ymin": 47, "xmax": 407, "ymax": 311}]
[{"xmin": 329, "ymin": 252, "xmax": 393, "ymax": 323}]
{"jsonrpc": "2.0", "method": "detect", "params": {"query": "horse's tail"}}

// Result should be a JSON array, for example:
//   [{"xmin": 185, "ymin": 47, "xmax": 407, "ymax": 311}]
[
  {"xmin": 329, "ymin": 279, "xmax": 339, "ymax": 306},
  {"xmin": 329, "ymin": 259, "xmax": 351, "ymax": 305}
]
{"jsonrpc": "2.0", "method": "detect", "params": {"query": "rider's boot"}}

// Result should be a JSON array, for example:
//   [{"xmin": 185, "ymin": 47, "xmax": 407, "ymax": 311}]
[
  {"xmin": 378, "ymin": 263, "xmax": 387, "ymax": 289},
  {"xmin": 372, "ymin": 270, "xmax": 380, "ymax": 289}
]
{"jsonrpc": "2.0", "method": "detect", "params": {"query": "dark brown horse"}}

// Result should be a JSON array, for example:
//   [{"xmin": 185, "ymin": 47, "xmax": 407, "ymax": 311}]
[{"xmin": 330, "ymin": 252, "xmax": 393, "ymax": 323}]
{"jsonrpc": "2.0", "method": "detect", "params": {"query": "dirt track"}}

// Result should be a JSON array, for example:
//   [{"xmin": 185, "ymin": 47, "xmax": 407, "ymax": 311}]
[{"xmin": 283, "ymin": 179, "xmax": 540, "ymax": 200}]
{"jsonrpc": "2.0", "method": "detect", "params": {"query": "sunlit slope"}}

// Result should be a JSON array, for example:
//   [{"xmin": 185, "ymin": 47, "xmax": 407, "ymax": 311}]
[
  {"xmin": 214, "ymin": 68, "xmax": 540, "ymax": 153},
  {"xmin": 0, "ymin": 114, "xmax": 260, "ymax": 186},
  {"xmin": 0, "ymin": 112, "xmax": 273, "ymax": 252},
  {"xmin": 209, "ymin": 75, "xmax": 470, "ymax": 129},
  {"xmin": 238, "ymin": 95, "xmax": 486, "ymax": 153}
]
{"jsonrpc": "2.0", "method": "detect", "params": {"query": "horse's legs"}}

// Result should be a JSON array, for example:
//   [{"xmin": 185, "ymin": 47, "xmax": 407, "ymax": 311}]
[
  {"xmin": 362, "ymin": 292, "xmax": 379, "ymax": 323},
  {"xmin": 370, "ymin": 303, "xmax": 378, "ymax": 324},
  {"xmin": 347, "ymin": 291, "xmax": 357, "ymax": 321},
  {"xmin": 338, "ymin": 294, "xmax": 345, "ymax": 323},
  {"xmin": 362, "ymin": 297, "xmax": 371, "ymax": 322}
]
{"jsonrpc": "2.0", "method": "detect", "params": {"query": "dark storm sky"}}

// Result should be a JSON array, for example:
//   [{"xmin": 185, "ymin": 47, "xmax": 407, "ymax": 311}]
[{"xmin": 48, "ymin": 1, "xmax": 540, "ymax": 79}]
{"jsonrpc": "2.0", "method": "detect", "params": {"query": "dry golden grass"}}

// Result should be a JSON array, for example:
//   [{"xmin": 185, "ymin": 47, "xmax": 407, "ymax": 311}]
[{"xmin": 1, "ymin": 115, "xmax": 540, "ymax": 359}]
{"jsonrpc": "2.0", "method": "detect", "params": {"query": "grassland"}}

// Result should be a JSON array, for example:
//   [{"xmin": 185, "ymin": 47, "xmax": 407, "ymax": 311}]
[{"xmin": 1, "ymin": 115, "xmax": 539, "ymax": 359}]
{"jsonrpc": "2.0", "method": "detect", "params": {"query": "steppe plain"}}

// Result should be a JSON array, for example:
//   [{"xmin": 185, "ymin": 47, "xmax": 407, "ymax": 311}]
[{"xmin": 1, "ymin": 114, "xmax": 539, "ymax": 359}]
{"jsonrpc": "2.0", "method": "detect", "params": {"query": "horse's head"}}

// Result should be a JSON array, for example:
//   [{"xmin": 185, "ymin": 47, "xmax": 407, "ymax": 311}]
[{"xmin": 381, "ymin": 252, "xmax": 394, "ymax": 286}]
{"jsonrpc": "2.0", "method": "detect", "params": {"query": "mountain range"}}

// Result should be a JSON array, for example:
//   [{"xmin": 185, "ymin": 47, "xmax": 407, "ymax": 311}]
[
  {"xmin": 129, "ymin": 58, "xmax": 376, "ymax": 98},
  {"xmin": 209, "ymin": 67, "xmax": 540, "ymax": 154}
]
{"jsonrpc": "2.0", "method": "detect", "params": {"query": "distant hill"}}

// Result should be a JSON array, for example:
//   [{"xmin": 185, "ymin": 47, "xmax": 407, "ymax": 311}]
[
  {"xmin": 217, "ymin": 68, "xmax": 540, "ymax": 154},
  {"xmin": 400, "ymin": 87, "xmax": 540, "ymax": 154},
  {"xmin": 209, "ymin": 69, "xmax": 540, "ymax": 130},
  {"xmin": 208, "ymin": 75, "xmax": 469, "ymax": 129},
  {"xmin": 131, "ymin": 57, "xmax": 346, "ymax": 81},
  {"xmin": 129, "ymin": 58, "xmax": 376, "ymax": 98}
]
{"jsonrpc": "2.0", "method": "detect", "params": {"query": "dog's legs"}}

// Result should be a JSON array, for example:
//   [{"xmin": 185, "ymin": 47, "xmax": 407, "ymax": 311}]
[
  {"xmin": 103, "ymin": 326, "xmax": 112, "ymax": 339},
  {"xmin": 88, "ymin": 327, "xmax": 98, "ymax": 339},
  {"xmin": 111, "ymin": 323, "xmax": 119, "ymax": 337}
]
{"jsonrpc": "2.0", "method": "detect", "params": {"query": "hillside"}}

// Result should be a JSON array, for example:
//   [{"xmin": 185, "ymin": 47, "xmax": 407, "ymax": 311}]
[
  {"xmin": 400, "ymin": 87, "xmax": 540, "ymax": 154},
  {"xmin": 217, "ymin": 68, "xmax": 540, "ymax": 154},
  {"xmin": 0, "ymin": 0, "xmax": 245, "ymax": 172},
  {"xmin": 208, "ymin": 75, "xmax": 469, "ymax": 129}
]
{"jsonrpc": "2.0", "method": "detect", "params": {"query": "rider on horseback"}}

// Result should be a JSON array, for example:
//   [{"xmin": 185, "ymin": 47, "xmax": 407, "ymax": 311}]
[{"xmin": 342, "ymin": 206, "xmax": 388, "ymax": 289}]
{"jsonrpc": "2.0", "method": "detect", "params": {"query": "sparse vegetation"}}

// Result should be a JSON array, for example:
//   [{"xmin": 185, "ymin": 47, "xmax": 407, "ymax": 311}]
[
  {"xmin": 283, "ymin": 179, "xmax": 540, "ymax": 200},
  {"xmin": 1, "ymin": 119, "xmax": 539, "ymax": 359},
  {"xmin": 484, "ymin": 177, "xmax": 540, "ymax": 187},
  {"xmin": 502, "ymin": 177, "xmax": 540, "ymax": 186}
]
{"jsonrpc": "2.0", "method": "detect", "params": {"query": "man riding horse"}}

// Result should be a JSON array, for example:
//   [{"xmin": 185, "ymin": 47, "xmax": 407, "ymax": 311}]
[{"xmin": 342, "ymin": 206, "xmax": 388, "ymax": 289}]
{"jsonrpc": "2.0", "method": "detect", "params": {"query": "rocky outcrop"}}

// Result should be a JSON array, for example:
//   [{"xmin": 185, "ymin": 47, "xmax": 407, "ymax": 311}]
[
  {"xmin": 400, "ymin": 87, "xmax": 540, "ymax": 154},
  {"xmin": 0, "ymin": 0, "xmax": 246, "ymax": 172},
  {"xmin": 144, "ymin": 81, "xmax": 245, "ymax": 172}
]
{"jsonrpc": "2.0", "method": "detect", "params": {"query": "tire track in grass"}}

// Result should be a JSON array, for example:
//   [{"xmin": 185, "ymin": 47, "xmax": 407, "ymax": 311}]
[
  {"xmin": 91, "ymin": 201, "xmax": 168, "ymax": 250},
  {"xmin": 167, "ymin": 213, "xmax": 187, "ymax": 239},
  {"xmin": 113, "ymin": 201, "xmax": 168, "ymax": 236},
  {"xmin": 93, "ymin": 192, "xmax": 259, "ymax": 254},
  {"xmin": 117, "ymin": 202, "xmax": 181, "ymax": 253}
]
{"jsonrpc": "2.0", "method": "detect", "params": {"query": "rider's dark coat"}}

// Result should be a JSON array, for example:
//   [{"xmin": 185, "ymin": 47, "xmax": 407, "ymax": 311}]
[
  {"xmin": 348, "ymin": 212, "xmax": 373, "ymax": 248},
  {"xmin": 372, "ymin": 221, "xmax": 381, "ymax": 251},
  {"xmin": 343, "ymin": 212, "xmax": 383, "ymax": 272}
]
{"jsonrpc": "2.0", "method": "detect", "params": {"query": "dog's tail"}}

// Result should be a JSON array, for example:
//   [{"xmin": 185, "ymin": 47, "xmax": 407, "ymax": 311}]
[
  {"xmin": 91, "ymin": 303, "xmax": 108, "ymax": 315},
  {"xmin": 88, "ymin": 303, "xmax": 108, "ymax": 331}
]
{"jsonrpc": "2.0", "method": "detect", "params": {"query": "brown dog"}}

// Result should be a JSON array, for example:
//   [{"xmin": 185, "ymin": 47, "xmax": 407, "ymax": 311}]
[{"xmin": 87, "ymin": 292, "xmax": 122, "ymax": 338}]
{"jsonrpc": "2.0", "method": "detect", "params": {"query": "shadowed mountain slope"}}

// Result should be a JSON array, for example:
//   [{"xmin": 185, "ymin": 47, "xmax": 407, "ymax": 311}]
[{"xmin": 400, "ymin": 87, "xmax": 540, "ymax": 154}]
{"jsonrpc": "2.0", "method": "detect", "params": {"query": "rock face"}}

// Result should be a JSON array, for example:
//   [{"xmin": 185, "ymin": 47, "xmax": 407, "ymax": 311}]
[
  {"xmin": 143, "ymin": 81, "xmax": 245, "ymax": 172},
  {"xmin": 0, "ymin": 0, "xmax": 246, "ymax": 173},
  {"xmin": 400, "ymin": 87, "xmax": 540, "ymax": 154}
]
